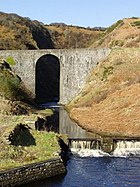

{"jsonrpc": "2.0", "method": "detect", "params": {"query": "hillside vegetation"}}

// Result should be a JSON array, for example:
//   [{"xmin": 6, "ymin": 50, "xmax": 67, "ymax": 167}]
[
  {"xmin": 0, "ymin": 116, "xmax": 60, "ymax": 170},
  {"xmin": 1, "ymin": 12, "xmax": 140, "ymax": 49},
  {"xmin": 0, "ymin": 58, "xmax": 35, "ymax": 115},
  {"xmin": 0, "ymin": 12, "xmax": 140, "ymax": 138},
  {"xmin": 0, "ymin": 12, "xmax": 103, "ymax": 49},
  {"xmin": 67, "ymin": 48, "xmax": 140, "ymax": 137},
  {"xmin": 91, "ymin": 18, "xmax": 140, "ymax": 48},
  {"xmin": 0, "ymin": 57, "xmax": 63, "ymax": 170},
  {"xmin": 0, "ymin": 12, "xmax": 54, "ymax": 49},
  {"xmin": 46, "ymin": 23, "xmax": 102, "ymax": 48}
]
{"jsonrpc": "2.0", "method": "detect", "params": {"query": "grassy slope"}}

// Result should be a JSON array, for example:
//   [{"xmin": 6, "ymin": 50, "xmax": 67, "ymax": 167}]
[
  {"xmin": 67, "ymin": 48, "xmax": 140, "ymax": 137},
  {"xmin": 46, "ymin": 24, "xmax": 102, "ymax": 48},
  {"xmin": 1, "ymin": 13, "xmax": 139, "ymax": 50},
  {"xmin": 0, "ymin": 107, "xmax": 64, "ymax": 170},
  {"xmin": 0, "ymin": 58, "xmax": 61, "ymax": 171},
  {"xmin": 0, "ymin": 12, "xmax": 54, "ymax": 49},
  {"xmin": 91, "ymin": 18, "xmax": 140, "ymax": 48},
  {"xmin": 0, "ymin": 58, "xmax": 35, "ymax": 115},
  {"xmin": 0, "ymin": 113, "xmax": 60, "ymax": 170},
  {"xmin": 0, "ymin": 12, "xmax": 102, "ymax": 50}
]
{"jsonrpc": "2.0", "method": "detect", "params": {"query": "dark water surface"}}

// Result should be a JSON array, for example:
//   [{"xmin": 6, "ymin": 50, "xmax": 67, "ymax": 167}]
[
  {"xmin": 20, "ymin": 155, "xmax": 140, "ymax": 187},
  {"xmin": 19, "ymin": 105, "xmax": 140, "ymax": 187}
]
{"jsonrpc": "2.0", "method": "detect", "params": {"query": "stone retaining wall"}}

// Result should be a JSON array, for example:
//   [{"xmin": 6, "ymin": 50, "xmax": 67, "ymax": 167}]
[
  {"xmin": 0, "ymin": 158, "xmax": 66, "ymax": 187},
  {"xmin": 0, "ymin": 48, "xmax": 111, "ymax": 104}
]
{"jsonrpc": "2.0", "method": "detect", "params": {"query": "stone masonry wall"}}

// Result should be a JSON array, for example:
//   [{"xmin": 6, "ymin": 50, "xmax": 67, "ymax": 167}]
[
  {"xmin": 0, "ymin": 158, "xmax": 66, "ymax": 187},
  {"xmin": 0, "ymin": 48, "xmax": 111, "ymax": 104}
]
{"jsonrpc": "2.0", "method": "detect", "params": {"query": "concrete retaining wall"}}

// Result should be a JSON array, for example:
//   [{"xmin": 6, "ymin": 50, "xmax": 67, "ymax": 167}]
[{"xmin": 0, "ymin": 158, "xmax": 66, "ymax": 187}]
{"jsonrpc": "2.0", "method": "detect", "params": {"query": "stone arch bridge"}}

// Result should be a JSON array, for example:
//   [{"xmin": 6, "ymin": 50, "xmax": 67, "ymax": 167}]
[{"xmin": 0, "ymin": 48, "xmax": 111, "ymax": 104}]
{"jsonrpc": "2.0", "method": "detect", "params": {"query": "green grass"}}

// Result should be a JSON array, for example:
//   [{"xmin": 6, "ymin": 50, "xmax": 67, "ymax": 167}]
[
  {"xmin": 98, "ymin": 20, "xmax": 123, "ymax": 45},
  {"xmin": 131, "ymin": 21, "xmax": 140, "ymax": 28},
  {"xmin": 0, "ymin": 72, "xmax": 21, "ymax": 100},
  {"xmin": 0, "ymin": 107, "xmax": 59, "ymax": 171},
  {"xmin": 6, "ymin": 56, "xmax": 16, "ymax": 66},
  {"xmin": 101, "ymin": 66, "xmax": 114, "ymax": 81},
  {"xmin": 0, "ymin": 60, "xmax": 33, "ymax": 103},
  {"xmin": 0, "ymin": 130, "xmax": 60, "ymax": 170},
  {"xmin": 106, "ymin": 20, "xmax": 123, "ymax": 34}
]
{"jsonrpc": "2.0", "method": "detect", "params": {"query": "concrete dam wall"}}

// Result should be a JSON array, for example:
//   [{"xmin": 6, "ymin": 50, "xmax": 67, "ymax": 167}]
[{"xmin": 0, "ymin": 48, "xmax": 111, "ymax": 104}]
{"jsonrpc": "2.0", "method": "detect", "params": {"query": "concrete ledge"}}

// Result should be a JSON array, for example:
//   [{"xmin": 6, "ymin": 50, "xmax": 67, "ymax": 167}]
[{"xmin": 0, "ymin": 158, "xmax": 66, "ymax": 187}]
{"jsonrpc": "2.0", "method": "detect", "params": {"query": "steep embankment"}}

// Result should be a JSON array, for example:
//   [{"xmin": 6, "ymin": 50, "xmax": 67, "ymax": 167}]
[
  {"xmin": 91, "ymin": 18, "xmax": 140, "ymax": 48},
  {"xmin": 67, "ymin": 48, "xmax": 140, "ymax": 137},
  {"xmin": 46, "ymin": 23, "xmax": 102, "ymax": 48},
  {"xmin": 0, "ymin": 58, "xmax": 34, "ymax": 115},
  {"xmin": 0, "ymin": 12, "xmax": 54, "ymax": 49}
]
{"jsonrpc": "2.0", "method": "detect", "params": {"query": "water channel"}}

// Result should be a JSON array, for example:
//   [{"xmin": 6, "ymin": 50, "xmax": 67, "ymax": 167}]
[{"xmin": 20, "ymin": 105, "xmax": 140, "ymax": 187}]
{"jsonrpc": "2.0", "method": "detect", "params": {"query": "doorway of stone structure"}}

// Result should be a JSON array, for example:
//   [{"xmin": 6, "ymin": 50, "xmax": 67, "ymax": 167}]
[{"xmin": 35, "ymin": 54, "xmax": 60, "ymax": 104}]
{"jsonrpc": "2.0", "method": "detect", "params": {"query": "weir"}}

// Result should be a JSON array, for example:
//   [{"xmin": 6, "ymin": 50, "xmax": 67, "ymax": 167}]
[
  {"xmin": 115, "ymin": 140, "xmax": 140, "ymax": 149},
  {"xmin": 113, "ymin": 140, "xmax": 140, "ymax": 157},
  {"xmin": 69, "ymin": 139, "xmax": 101, "ymax": 150},
  {"xmin": 39, "ymin": 104, "xmax": 140, "ymax": 157},
  {"xmin": 69, "ymin": 138, "xmax": 140, "ymax": 157},
  {"xmin": 59, "ymin": 108, "xmax": 140, "ymax": 156}
]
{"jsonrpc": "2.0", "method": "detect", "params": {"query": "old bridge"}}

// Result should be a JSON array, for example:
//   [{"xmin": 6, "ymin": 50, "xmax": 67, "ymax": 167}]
[{"xmin": 0, "ymin": 48, "xmax": 111, "ymax": 104}]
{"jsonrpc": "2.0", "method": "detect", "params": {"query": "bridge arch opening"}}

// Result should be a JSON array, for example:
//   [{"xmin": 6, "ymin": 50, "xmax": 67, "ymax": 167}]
[{"xmin": 35, "ymin": 54, "xmax": 60, "ymax": 104}]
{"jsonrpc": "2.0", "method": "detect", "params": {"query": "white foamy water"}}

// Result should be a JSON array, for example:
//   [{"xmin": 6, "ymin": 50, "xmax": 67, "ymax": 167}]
[
  {"xmin": 112, "ymin": 140, "xmax": 140, "ymax": 157},
  {"xmin": 71, "ymin": 148, "xmax": 110, "ymax": 157},
  {"xmin": 112, "ymin": 148, "xmax": 140, "ymax": 157},
  {"xmin": 69, "ymin": 140, "xmax": 101, "ymax": 150},
  {"xmin": 70, "ymin": 140, "xmax": 140, "ymax": 157}
]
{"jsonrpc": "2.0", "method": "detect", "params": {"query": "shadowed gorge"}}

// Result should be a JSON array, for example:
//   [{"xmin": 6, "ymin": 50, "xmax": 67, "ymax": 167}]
[{"xmin": 35, "ymin": 54, "xmax": 60, "ymax": 104}]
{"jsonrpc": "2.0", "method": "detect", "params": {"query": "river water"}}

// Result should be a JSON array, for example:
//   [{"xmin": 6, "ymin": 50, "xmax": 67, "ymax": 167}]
[
  {"xmin": 20, "ymin": 105, "xmax": 140, "ymax": 187},
  {"xmin": 21, "ymin": 155, "xmax": 140, "ymax": 187}
]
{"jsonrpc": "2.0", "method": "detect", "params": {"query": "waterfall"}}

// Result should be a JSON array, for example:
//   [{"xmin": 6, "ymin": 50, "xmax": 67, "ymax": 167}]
[
  {"xmin": 69, "ymin": 139, "xmax": 110, "ymax": 157},
  {"xmin": 69, "ymin": 140, "xmax": 101, "ymax": 149},
  {"xmin": 113, "ymin": 140, "xmax": 140, "ymax": 157},
  {"xmin": 69, "ymin": 139, "xmax": 140, "ymax": 157}
]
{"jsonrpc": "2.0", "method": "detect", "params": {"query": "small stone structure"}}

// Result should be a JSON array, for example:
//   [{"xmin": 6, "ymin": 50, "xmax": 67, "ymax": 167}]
[
  {"xmin": 0, "ymin": 158, "xmax": 66, "ymax": 187},
  {"xmin": 0, "ymin": 48, "xmax": 111, "ymax": 104}
]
